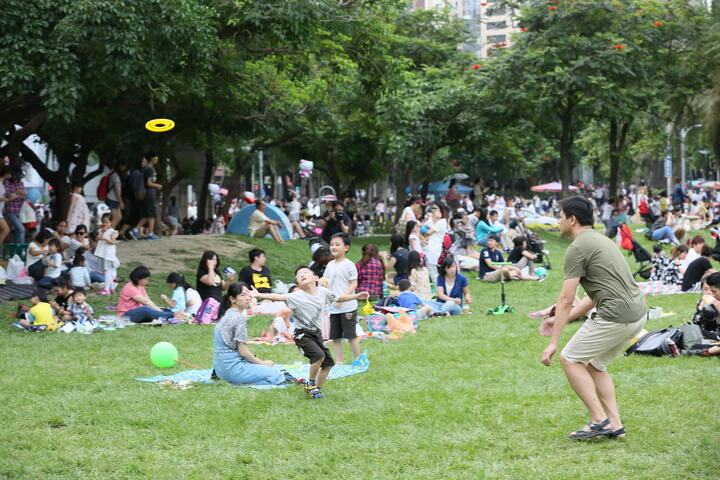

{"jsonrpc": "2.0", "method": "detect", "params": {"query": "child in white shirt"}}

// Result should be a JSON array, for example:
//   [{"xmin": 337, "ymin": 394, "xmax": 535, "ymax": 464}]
[{"xmin": 95, "ymin": 213, "xmax": 119, "ymax": 295}]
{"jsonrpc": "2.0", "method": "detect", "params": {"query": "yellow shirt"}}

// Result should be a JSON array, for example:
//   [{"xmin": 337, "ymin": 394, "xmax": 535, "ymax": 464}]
[
  {"xmin": 248, "ymin": 209, "xmax": 269, "ymax": 236},
  {"xmin": 30, "ymin": 302, "xmax": 57, "ymax": 330}
]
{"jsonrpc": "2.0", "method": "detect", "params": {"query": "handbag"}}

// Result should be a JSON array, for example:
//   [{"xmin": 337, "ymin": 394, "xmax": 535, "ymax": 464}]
[{"xmin": 679, "ymin": 322, "xmax": 703, "ymax": 350}]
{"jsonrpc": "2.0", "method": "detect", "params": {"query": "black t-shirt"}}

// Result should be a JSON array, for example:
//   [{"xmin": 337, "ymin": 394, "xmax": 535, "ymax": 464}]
[
  {"xmin": 682, "ymin": 257, "xmax": 713, "ymax": 292},
  {"xmin": 238, "ymin": 266, "xmax": 272, "ymax": 293},
  {"xmin": 196, "ymin": 271, "xmax": 223, "ymax": 302},
  {"xmin": 507, "ymin": 247, "xmax": 527, "ymax": 264},
  {"xmin": 392, "ymin": 248, "xmax": 409, "ymax": 276},
  {"xmin": 143, "ymin": 165, "xmax": 157, "ymax": 196},
  {"xmin": 55, "ymin": 291, "xmax": 74, "ymax": 310},
  {"xmin": 321, "ymin": 215, "xmax": 350, "ymax": 243}
]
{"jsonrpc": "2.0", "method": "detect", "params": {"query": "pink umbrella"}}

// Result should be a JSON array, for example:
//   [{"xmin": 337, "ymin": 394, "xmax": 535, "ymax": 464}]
[{"xmin": 531, "ymin": 181, "xmax": 579, "ymax": 192}]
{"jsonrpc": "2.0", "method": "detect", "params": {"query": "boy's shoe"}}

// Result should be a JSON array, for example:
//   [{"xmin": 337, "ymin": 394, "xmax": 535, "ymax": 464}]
[
  {"xmin": 12, "ymin": 321, "xmax": 26, "ymax": 331},
  {"xmin": 537, "ymin": 273, "xmax": 548, "ymax": 282},
  {"xmin": 129, "ymin": 229, "xmax": 139, "ymax": 240},
  {"xmin": 304, "ymin": 382, "xmax": 325, "ymax": 399},
  {"xmin": 147, "ymin": 234, "xmax": 161, "ymax": 240}
]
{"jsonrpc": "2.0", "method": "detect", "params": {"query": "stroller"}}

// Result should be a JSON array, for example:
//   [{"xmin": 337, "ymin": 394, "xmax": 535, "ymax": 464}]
[
  {"xmin": 619, "ymin": 224, "xmax": 653, "ymax": 279},
  {"xmin": 516, "ymin": 222, "xmax": 551, "ymax": 269}
]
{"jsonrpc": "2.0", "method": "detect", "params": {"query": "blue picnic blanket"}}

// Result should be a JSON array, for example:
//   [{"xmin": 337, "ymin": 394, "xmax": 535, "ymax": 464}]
[{"xmin": 135, "ymin": 350, "xmax": 370, "ymax": 390}]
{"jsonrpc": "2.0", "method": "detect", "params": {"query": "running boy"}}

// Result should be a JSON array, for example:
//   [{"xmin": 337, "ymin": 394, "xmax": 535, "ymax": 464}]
[
  {"xmin": 325, "ymin": 233, "xmax": 361, "ymax": 363},
  {"xmin": 249, "ymin": 266, "xmax": 369, "ymax": 399}
]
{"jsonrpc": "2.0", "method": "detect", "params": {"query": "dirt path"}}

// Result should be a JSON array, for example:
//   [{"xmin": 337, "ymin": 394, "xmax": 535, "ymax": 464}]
[{"xmin": 116, "ymin": 234, "xmax": 251, "ymax": 273}]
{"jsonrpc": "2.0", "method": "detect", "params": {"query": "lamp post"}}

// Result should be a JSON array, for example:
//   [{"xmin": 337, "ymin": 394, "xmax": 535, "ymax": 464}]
[{"xmin": 680, "ymin": 124, "xmax": 702, "ymax": 187}]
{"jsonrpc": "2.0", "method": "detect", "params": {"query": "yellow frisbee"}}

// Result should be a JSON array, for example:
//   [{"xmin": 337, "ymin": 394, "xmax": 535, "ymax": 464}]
[{"xmin": 145, "ymin": 118, "xmax": 175, "ymax": 132}]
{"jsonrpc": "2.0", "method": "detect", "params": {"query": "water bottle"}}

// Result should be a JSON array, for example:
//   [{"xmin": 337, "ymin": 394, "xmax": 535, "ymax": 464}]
[{"xmin": 666, "ymin": 339, "xmax": 679, "ymax": 357}]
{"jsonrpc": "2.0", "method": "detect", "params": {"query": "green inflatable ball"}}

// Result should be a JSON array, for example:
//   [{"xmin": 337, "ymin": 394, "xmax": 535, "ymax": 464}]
[{"xmin": 150, "ymin": 342, "xmax": 178, "ymax": 368}]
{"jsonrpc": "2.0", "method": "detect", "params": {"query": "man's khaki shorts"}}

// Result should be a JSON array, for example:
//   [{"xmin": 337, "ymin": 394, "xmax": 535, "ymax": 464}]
[
  {"xmin": 483, "ymin": 269, "xmax": 509, "ymax": 283},
  {"xmin": 561, "ymin": 312, "xmax": 647, "ymax": 371},
  {"xmin": 250, "ymin": 225, "xmax": 270, "ymax": 238}
]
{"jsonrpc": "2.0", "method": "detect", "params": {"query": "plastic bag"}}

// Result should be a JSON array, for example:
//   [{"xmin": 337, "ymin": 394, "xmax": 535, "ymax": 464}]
[
  {"xmin": 0, "ymin": 265, "xmax": 6, "ymax": 280},
  {"xmin": 19, "ymin": 201, "xmax": 36, "ymax": 224},
  {"xmin": 6, "ymin": 255, "xmax": 26, "ymax": 281},
  {"xmin": 273, "ymin": 279, "xmax": 290, "ymax": 294}
]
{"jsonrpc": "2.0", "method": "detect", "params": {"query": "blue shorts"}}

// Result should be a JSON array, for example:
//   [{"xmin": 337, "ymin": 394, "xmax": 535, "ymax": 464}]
[{"xmin": 105, "ymin": 199, "xmax": 120, "ymax": 209}]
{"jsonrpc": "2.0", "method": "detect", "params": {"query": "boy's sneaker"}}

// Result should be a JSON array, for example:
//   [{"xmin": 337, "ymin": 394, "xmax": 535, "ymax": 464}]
[
  {"xmin": 537, "ymin": 273, "xmax": 548, "ymax": 282},
  {"xmin": 304, "ymin": 382, "xmax": 325, "ymax": 399},
  {"xmin": 129, "ymin": 229, "xmax": 139, "ymax": 240},
  {"xmin": 12, "ymin": 321, "xmax": 26, "ymax": 331},
  {"xmin": 147, "ymin": 234, "xmax": 161, "ymax": 240}
]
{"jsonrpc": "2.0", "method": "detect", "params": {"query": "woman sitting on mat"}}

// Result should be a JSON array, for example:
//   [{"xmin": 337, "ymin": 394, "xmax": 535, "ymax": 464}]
[
  {"xmin": 118, "ymin": 266, "xmax": 175, "ymax": 324},
  {"xmin": 213, "ymin": 282, "xmax": 290, "ymax": 385}
]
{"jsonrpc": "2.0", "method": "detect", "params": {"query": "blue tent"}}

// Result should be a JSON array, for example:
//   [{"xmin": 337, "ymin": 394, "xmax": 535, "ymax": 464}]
[
  {"xmin": 226, "ymin": 204, "xmax": 293, "ymax": 240},
  {"xmin": 426, "ymin": 181, "xmax": 473, "ymax": 195}
]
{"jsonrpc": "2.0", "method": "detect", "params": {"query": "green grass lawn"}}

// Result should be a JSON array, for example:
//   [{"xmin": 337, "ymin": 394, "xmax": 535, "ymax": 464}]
[{"xmin": 1, "ymin": 229, "xmax": 717, "ymax": 479}]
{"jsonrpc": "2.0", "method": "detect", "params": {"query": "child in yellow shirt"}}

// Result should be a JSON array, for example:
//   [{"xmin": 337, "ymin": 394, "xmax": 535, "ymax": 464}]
[{"xmin": 13, "ymin": 290, "xmax": 58, "ymax": 332}]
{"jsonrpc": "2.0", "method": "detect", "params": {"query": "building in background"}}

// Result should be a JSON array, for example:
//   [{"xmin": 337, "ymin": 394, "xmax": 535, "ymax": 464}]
[{"xmin": 412, "ymin": 0, "xmax": 519, "ymax": 57}]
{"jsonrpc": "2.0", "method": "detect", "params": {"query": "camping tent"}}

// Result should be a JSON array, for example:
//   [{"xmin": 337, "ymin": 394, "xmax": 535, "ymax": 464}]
[
  {"xmin": 530, "ymin": 182, "xmax": 579, "ymax": 193},
  {"xmin": 226, "ymin": 204, "xmax": 293, "ymax": 240},
  {"xmin": 426, "ymin": 181, "xmax": 473, "ymax": 195}
]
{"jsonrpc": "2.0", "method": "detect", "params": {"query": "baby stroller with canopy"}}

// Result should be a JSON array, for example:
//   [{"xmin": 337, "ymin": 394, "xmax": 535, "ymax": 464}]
[
  {"xmin": 515, "ymin": 222, "xmax": 551, "ymax": 269},
  {"xmin": 619, "ymin": 224, "xmax": 652, "ymax": 279}
]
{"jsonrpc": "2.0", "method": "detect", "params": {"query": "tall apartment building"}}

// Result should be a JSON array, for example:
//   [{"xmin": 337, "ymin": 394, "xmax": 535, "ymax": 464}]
[{"xmin": 411, "ymin": 0, "xmax": 518, "ymax": 57}]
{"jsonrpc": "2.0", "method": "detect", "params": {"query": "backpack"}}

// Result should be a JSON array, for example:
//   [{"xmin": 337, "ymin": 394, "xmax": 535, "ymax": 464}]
[
  {"xmin": 625, "ymin": 327, "xmax": 683, "ymax": 357},
  {"xmin": 128, "ymin": 169, "xmax": 146, "ymax": 200},
  {"xmin": 96, "ymin": 171, "xmax": 115, "ymax": 201},
  {"xmin": 437, "ymin": 233, "xmax": 453, "ymax": 266}
]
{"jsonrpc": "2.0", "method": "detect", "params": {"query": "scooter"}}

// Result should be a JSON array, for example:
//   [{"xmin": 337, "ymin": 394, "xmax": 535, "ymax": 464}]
[{"xmin": 487, "ymin": 262, "xmax": 516, "ymax": 315}]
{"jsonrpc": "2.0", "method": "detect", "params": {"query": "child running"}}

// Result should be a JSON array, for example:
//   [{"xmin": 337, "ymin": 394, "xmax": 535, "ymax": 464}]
[
  {"xmin": 95, "ymin": 213, "xmax": 119, "ymax": 295},
  {"xmin": 249, "ymin": 266, "xmax": 369, "ymax": 399},
  {"xmin": 325, "ymin": 233, "xmax": 361, "ymax": 364}
]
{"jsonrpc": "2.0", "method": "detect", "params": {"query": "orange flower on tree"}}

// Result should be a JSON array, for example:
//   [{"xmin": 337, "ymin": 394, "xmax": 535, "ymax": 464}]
[
  {"xmin": 613, "ymin": 44, "xmax": 625, "ymax": 50},
  {"xmin": 654, "ymin": 21, "xmax": 665, "ymax": 26},
  {"xmin": 470, "ymin": 64, "xmax": 482, "ymax": 70},
  {"xmin": 635, "ymin": 10, "xmax": 644, "ymax": 15},
  {"xmin": 520, "ymin": 27, "xmax": 528, "ymax": 32}
]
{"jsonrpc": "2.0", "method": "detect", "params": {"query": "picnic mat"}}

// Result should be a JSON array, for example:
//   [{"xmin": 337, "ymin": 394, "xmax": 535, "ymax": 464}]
[
  {"xmin": 0, "ymin": 280, "xmax": 36, "ymax": 302},
  {"xmin": 637, "ymin": 281, "xmax": 688, "ymax": 296},
  {"xmin": 135, "ymin": 350, "xmax": 370, "ymax": 390}
]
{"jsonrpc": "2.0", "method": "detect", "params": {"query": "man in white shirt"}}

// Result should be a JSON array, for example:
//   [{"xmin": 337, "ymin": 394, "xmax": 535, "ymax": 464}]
[{"xmin": 248, "ymin": 200, "xmax": 285, "ymax": 244}]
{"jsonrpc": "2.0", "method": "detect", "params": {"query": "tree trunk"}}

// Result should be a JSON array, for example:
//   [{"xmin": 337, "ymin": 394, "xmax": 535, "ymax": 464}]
[
  {"xmin": 198, "ymin": 149, "xmax": 215, "ymax": 222},
  {"xmin": 20, "ymin": 142, "xmax": 72, "ymax": 219},
  {"xmin": 223, "ymin": 152, "xmax": 252, "ymax": 216},
  {"xmin": 160, "ymin": 157, "xmax": 184, "ymax": 218},
  {"xmin": 393, "ymin": 165, "xmax": 411, "ymax": 223},
  {"xmin": 608, "ymin": 118, "xmax": 633, "ymax": 199},
  {"xmin": 559, "ymin": 113, "xmax": 574, "ymax": 198}
]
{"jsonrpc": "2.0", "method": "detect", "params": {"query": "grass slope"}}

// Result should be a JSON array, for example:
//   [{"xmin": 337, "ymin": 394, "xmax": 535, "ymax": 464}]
[{"xmin": 0, "ymin": 229, "xmax": 717, "ymax": 479}]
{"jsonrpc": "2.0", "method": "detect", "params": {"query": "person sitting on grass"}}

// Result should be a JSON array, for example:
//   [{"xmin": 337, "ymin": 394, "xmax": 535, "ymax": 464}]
[
  {"xmin": 507, "ymin": 236, "xmax": 545, "ymax": 281},
  {"xmin": 649, "ymin": 244, "xmax": 670, "ymax": 282},
  {"xmin": 69, "ymin": 254, "xmax": 92, "ymax": 289},
  {"xmin": 196, "ymin": 250, "xmax": 237, "ymax": 303},
  {"xmin": 407, "ymin": 251, "xmax": 433, "ymax": 301},
  {"xmin": 13, "ymin": 289, "xmax": 58, "ymax": 332},
  {"xmin": 248, "ymin": 199, "xmax": 285, "ymax": 244},
  {"xmin": 648, "ymin": 210, "xmax": 681, "ymax": 245},
  {"xmin": 681, "ymin": 245, "xmax": 716, "ymax": 292},
  {"xmin": 479, "ymin": 235, "xmax": 536, "ymax": 282},
  {"xmin": 238, "ymin": 248, "xmax": 291, "ymax": 324},
  {"xmin": 435, "ymin": 255, "xmax": 471, "ymax": 316},
  {"xmin": 248, "ymin": 266, "xmax": 369, "ymax": 400},
  {"xmin": 684, "ymin": 273, "xmax": 720, "ymax": 356},
  {"xmin": 213, "ymin": 282, "xmax": 291, "ymax": 385},
  {"xmin": 160, "ymin": 272, "xmax": 191, "ymax": 320},
  {"xmin": 37, "ymin": 238, "xmax": 63, "ymax": 289},
  {"xmin": 396, "ymin": 279, "xmax": 432, "ymax": 320},
  {"xmin": 118, "ymin": 266, "xmax": 175, "ymax": 324},
  {"xmin": 50, "ymin": 277, "xmax": 75, "ymax": 323},
  {"xmin": 355, "ymin": 243, "xmax": 384, "ymax": 301},
  {"xmin": 67, "ymin": 288, "xmax": 94, "ymax": 324}
]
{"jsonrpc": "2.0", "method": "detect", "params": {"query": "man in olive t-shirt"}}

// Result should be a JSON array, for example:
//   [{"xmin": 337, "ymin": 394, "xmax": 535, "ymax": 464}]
[{"xmin": 541, "ymin": 196, "xmax": 647, "ymax": 441}]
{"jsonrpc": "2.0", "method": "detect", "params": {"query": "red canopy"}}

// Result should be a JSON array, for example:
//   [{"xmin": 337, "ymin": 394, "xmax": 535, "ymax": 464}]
[{"xmin": 530, "ymin": 182, "xmax": 579, "ymax": 192}]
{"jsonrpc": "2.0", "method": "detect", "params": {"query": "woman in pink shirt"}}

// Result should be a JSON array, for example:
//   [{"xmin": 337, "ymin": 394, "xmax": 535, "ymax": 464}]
[{"xmin": 118, "ymin": 266, "xmax": 174, "ymax": 323}]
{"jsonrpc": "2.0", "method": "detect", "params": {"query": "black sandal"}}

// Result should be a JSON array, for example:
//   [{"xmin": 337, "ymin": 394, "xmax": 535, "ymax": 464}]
[
  {"xmin": 607, "ymin": 427, "xmax": 626, "ymax": 439},
  {"xmin": 568, "ymin": 418, "xmax": 611, "ymax": 440}
]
